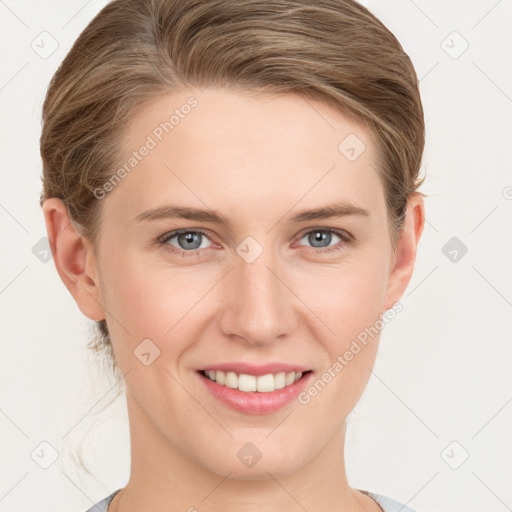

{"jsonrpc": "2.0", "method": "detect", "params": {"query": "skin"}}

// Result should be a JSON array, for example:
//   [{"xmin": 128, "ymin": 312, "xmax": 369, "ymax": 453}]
[{"xmin": 42, "ymin": 87, "xmax": 424, "ymax": 512}]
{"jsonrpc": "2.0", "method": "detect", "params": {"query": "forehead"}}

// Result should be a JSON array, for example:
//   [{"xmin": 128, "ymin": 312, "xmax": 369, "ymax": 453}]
[
  {"xmin": 103, "ymin": 87, "xmax": 384, "ymax": 226},
  {"xmin": 125, "ymin": 86, "xmax": 375, "ymax": 152}
]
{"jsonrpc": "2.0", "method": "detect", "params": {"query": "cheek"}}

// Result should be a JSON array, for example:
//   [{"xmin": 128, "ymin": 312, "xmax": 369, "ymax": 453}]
[
  {"xmin": 99, "ymin": 248, "xmax": 215, "ymax": 365},
  {"xmin": 295, "ymin": 256, "xmax": 388, "ymax": 407},
  {"xmin": 294, "ymin": 255, "xmax": 389, "ymax": 345}
]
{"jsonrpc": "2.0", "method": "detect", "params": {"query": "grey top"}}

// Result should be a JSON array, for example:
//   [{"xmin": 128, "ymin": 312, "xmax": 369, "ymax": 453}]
[{"xmin": 85, "ymin": 488, "xmax": 418, "ymax": 511}]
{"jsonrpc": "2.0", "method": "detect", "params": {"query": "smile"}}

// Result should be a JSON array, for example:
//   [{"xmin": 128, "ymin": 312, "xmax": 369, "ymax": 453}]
[
  {"xmin": 200, "ymin": 369, "xmax": 309, "ymax": 393},
  {"xmin": 197, "ymin": 366, "xmax": 314, "ymax": 415}
]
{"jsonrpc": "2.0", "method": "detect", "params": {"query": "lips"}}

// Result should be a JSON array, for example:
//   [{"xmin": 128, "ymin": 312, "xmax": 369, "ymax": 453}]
[{"xmin": 196, "ymin": 362, "xmax": 314, "ymax": 414}]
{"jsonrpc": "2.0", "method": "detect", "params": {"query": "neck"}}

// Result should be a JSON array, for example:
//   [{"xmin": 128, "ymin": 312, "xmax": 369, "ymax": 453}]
[{"xmin": 110, "ymin": 393, "xmax": 377, "ymax": 512}]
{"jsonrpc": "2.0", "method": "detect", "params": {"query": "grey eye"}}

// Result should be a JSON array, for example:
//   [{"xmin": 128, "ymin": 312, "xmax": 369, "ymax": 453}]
[
  {"xmin": 299, "ymin": 230, "xmax": 341, "ymax": 249},
  {"xmin": 163, "ymin": 231, "xmax": 211, "ymax": 251}
]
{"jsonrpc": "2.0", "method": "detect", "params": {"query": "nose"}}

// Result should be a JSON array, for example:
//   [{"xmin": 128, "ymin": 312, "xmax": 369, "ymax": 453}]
[{"xmin": 218, "ymin": 249, "xmax": 299, "ymax": 347}]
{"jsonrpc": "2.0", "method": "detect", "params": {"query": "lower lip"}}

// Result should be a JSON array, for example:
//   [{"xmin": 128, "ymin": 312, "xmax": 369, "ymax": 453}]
[{"xmin": 198, "ymin": 371, "xmax": 314, "ymax": 415}]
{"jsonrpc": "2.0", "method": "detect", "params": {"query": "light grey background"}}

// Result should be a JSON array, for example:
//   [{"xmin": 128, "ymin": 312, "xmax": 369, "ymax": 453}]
[{"xmin": 1, "ymin": 1, "xmax": 511, "ymax": 511}]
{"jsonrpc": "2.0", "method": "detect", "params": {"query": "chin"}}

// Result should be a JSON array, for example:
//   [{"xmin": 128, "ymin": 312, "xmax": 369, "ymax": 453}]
[{"xmin": 194, "ymin": 440, "xmax": 307, "ymax": 481}]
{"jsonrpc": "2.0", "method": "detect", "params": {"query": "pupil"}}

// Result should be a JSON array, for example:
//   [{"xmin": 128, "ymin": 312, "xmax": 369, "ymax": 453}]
[
  {"xmin": 311, "ymin": 231, "xmax": 330, "ymax": 247},
  {"xmin": 180, "ymin": 232, "xmax": 200, "ymax": 249}
]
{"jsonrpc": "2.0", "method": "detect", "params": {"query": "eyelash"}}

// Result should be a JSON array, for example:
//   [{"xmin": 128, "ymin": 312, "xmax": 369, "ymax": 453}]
[{"xmin": 157, "ymin": 228, "xmax": 352, "ymax": 258}]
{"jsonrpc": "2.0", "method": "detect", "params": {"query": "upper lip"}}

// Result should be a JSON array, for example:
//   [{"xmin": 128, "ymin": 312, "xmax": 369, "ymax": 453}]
[{"xmin": 198, "ymin": 362, "xmax": 311, "ymax": 376}]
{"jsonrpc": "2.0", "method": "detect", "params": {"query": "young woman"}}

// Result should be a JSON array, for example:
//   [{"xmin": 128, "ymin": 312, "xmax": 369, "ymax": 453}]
[{"xmin": 40, "ymin": 1, "xmax": 426, "ymax": 510}]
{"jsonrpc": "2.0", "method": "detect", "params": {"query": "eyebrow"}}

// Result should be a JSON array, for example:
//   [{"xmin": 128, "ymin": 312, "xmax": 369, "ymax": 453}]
[{"xmin": 132, "ymin": 200, "xmax": 370, "ymax": 227}]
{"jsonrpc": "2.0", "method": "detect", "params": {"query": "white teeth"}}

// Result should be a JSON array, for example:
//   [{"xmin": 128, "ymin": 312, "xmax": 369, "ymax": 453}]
[
  {"xmin": 203, "ymin": 370, "xmax": 306, "ymax": 392},
  {"xmin": 215, "ymin": 370, "xmax": 225, "ymax": 385},
  {"xmin": 225, "ymin": 371, "xmax": 238, "ymax": 389},
  {"xmin": 256, "ymin": 374, "xmax": 274, "ymax": 392},
  {"xmin": 285, "ymin": 372, "xmax": 295, "ymax": 386},
  {"xmin": 239, "ymin": 374, "xmax": 257, "ymax": 392},
  {"xmin": 274, "ymin": 372, "xmax": 286, "ymax": 390}
]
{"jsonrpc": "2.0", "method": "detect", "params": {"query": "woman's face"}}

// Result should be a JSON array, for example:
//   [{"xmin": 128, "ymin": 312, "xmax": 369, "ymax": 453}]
[{"xmin": 79, "ymin": 87, "xmax": 421, "ymax": 479}]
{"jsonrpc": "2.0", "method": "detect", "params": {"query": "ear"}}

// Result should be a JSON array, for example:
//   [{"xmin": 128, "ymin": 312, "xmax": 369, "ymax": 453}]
[
  {"xmin": 42, "ymin": 198, "xmax": 105, "ymax": 322},
  {"xmin": 383, "ymin": 193, "xmax": 425, "ymax": 311}
]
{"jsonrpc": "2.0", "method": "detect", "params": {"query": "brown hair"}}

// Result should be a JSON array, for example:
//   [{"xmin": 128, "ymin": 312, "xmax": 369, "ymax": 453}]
[{"xmin": 39, "ymin": 0, "xmax": 426, "ymax": 373}]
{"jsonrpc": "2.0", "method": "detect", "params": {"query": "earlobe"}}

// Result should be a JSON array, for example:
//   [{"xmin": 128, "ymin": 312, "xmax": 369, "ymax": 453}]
[
  {"xmin": 383, "ymin": 193, "xmax": 425, "ymax": 311},
  {"xmin": 42, "ymin": 198, "xmax": 105, "ymax": 322}
]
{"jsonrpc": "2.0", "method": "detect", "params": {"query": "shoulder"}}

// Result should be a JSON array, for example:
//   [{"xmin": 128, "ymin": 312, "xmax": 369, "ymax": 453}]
[
  {"xmin": 84, "ymin": 489, "xmax": 122, "ymax": 512},
  {"xmin": 361, "ymin": 489, "xmax": 419, "ymax": 512}
]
